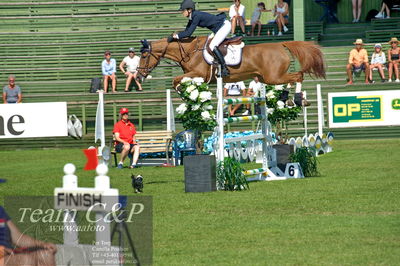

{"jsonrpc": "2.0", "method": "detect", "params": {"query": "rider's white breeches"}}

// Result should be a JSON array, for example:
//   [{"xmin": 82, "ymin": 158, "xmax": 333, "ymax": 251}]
[{"xmin": 209, "ymin": 20, "xmax": 231, "ymax": 51}]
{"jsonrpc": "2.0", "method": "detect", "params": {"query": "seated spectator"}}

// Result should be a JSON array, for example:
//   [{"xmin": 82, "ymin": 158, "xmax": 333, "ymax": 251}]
[
  {"xmin": 0, "ymin": 205, "xmax": 57, "ymax": 265},
  {"xmin": 387, "ymin": 37, "xmax": 400, "ymax": 82},
  {"xmin": 375, "ymin": 0, "xmax": 399, "ymax": 19},
  {"xmin": 352, "ymin": 0, "xmax": 363, "ymax": 22},
  {"xmin": 119, "ymin": 48, "xmax": 143, "ymax": 92},
  {"xmin": 224, "ymin": 81, "xmax": 246, "ymax": 116},
  {"xmin": 229, "ymin": 0, "xmax": 246, "ymax": 36},
  {"xmin": 102, "ymin": 50, "xmax": 117, "ymax": 93},
  {"xmin": 113, "ymin": 108, "xmax": 140, "ymax": 169},
  {"xmin": 369, "ymin": 43, "xmax": 387, "ymax": 83},
  {"xmin": 274, "ymin": 0, "xmax": 289, "ymax": 36},
  {"xmin": 346, "ymin": 39, "xmax": 369, "ymax": 85},
  {"xmin": 242, "ymin": 76, "xmax": 265, "ymax": 115},
  {"xmin": 250, "ymin": 2, "xmax": 270, "ymax": 36},
  {"xmin": 2, "ymin": 75, "xmax": 22, "ymax": 104}
]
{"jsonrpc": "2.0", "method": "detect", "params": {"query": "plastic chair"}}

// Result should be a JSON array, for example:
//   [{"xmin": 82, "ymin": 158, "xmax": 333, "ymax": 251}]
[{"xmin": 173, "ymin": 130, "xmax": 197, "ymax": 165}]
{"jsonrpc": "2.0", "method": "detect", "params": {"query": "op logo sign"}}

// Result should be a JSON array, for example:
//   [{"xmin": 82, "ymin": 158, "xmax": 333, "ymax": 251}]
[
  {"xmin": 328, "ymin": 90, "xmax": 400, "ymax": 128},
  {"xmin": 332, "ymin": 95, "xmax": 382, "ymax": 123}
]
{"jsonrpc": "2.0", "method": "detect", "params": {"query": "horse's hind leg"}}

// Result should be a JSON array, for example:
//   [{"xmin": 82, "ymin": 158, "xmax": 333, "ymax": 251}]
[
  {"xmin": 271, "ymin": 71, "xmax": 303, "ymax": 85},
  {"xmin": 275, "ymin": 72, "xmax": 309, "ymax": 106}
]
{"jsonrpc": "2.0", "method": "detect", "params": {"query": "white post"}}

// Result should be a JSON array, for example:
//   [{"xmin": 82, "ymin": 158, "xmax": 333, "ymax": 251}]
[
  {"xmin": 94, "ymin": 164, "xmax": 111, "ymax": 246},
  {"xmin": 217, "ymin": 76, "xmax": 225, "ymax": 162},
  {"xmin": 260, "ymin": 86, "xmax": 268, "ymax": 170},
  {"xmin": 95, "ymin": 91, "xmax": 105, "ymax": 156},
  {"xmin": 62, "ymin": 163, "xmax": 79, "ymax": 245},
  {"xmin": 303, "ymin": 91, "xmax": 308, "ymax": 137},
  {"xmin": 316, "ymin": 84, "xmax": 323, "ymax": 136},
  {"xmin": 166, "ymin": 89, "xmax": 175, "ymax": 132}
]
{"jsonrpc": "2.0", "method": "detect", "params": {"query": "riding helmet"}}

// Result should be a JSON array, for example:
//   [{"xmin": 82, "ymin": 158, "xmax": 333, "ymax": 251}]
[{"xmin": 179, "ymin": 0, "xmax": 196, "ymax": 11}]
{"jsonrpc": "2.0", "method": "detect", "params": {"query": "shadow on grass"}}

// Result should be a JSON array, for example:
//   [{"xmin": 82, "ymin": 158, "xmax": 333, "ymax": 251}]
[{"xmin": 146, "ymin": 180, "xmax": 184, "ymax": 185}]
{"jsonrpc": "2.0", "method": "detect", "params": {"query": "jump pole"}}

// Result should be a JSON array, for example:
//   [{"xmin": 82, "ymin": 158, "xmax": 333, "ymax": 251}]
[
  {"xmin": 216, "ymin": 71, "xmax": 225, "ymax": 162},
  {"xmin": 303, "ymin": 90, "xmax": 308, "ymax": 137},
  {"xmin": 317, "ymin": 84, "xmax": 323, "ymax": 136},
  {"xmin": 215, "ymin": 80, "xmax": 290, "ymax": 181}
]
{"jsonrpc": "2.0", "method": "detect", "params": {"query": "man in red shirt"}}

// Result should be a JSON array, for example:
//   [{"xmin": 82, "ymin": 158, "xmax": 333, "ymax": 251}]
[{"xmin": 113, "ymin": 108, "xmax": 140, "ymax": 168}]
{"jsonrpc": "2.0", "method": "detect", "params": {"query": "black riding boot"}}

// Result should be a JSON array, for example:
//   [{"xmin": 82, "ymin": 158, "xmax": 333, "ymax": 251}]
[{"xmin": 213, "ymin": 47, "xmax": 230, "ymax": 77}]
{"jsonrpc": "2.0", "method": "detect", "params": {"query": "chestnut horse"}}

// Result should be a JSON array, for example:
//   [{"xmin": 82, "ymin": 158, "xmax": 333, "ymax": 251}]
[{"xmin": 138, "ymin": 36, "xmax": 325, "ymax": 90}]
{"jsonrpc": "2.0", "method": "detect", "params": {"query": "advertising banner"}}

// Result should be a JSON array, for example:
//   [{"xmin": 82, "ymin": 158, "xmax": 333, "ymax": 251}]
[
  {"xmin": 328, "ymin": 90, "xmax": 400, "ymax": 128},
  {"xmin": 0, "ymin": 102, "xmax": 68, "ymax": 138}
]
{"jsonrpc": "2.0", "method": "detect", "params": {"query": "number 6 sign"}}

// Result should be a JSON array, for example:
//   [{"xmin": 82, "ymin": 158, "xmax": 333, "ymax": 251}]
[{"xmin": 284, "ymin": 163, "xmax": 304, "ymax": 178}]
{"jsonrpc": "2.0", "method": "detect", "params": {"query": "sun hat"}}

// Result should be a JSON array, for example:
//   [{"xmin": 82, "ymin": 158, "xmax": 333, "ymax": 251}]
[
  {"xmin": 119, "ymin": 108, "xmax": 129, "ymax": 114},
  {"xmin": 353, "ymin": 39, "xmax": 364, "ymax": 45},
  {"xmin": 128, "ymin": 47, "xmax": 135, "ymax": 52},
  {"xmin": 389, "ymin": 37, "xmax": 399, "ymax": 44},
  {"xmin": 374, "ymin": 43, "xmax": 382, "ymax": 48}
]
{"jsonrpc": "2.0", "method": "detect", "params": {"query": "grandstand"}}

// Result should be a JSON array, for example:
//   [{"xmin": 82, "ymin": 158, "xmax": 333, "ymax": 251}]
[{"xmin": 1, "ymin": 0, "xmax": 399, "ymax": 150}]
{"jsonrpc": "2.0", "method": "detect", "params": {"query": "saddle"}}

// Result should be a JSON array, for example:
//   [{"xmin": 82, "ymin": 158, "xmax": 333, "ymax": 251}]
[{"xmin": 206, "ymin": 36, "xmax": 243, "ymax": 56}]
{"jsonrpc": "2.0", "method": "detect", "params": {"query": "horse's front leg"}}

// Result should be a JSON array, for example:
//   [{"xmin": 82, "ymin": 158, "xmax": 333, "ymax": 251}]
[{"xmin": 172, "ymin": 72, "xmax": 204, "ymax": 92}]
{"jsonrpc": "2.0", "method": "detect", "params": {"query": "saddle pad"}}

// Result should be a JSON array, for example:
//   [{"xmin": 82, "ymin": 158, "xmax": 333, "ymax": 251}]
[{"xmin": 203, "ymin": 35, "xmax": 244, "ymax": 66}]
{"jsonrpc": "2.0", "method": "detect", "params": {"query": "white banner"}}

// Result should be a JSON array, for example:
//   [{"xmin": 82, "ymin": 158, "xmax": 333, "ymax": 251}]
[
  {"xmin": 0, "ymin": 102, "xmax": 68, "ymax": 138},
  {"xmin": 328, "ymin": 90, "xmax": 400, "ymax": 128}
]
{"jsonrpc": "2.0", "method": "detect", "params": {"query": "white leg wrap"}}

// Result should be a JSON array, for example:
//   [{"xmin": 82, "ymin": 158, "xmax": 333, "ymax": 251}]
[{"xmin": 295, "ymin": 82, "xmax": 302, "ymax": 93}]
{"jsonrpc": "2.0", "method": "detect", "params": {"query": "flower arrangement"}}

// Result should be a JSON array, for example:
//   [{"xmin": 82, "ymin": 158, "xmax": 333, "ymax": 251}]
[
  {"xmin": 176, "ymin": 77, "xmax": 217, "ymax": 151},
  {"xmin": 264, "ymin": 84, "xmax": 303, "ymax": 143}
]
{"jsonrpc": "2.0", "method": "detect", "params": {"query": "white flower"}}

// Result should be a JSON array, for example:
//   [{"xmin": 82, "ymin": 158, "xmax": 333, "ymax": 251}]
[
  {"xmin": 176, "ymin": 103, "xmax": 187, "ymax": 114},
  {"xmin": 193, "ymin": 77, "xmax": 204, "ymax": 85},
  {"xmin": 181, "ymin": 77, "xmax": 192, "ymax": 83},
  {"xmin": 186, "ymin": 85, "xmax": 196, "ymax": 93},
  {"xmin": 201, "ymin": 111, "xmax": 211, "ymax": 121},
  {"xmin": 277, "ymin": 100, "xmax": 285, "ymax": 109},
  {"xmin": 267, "ymin": 108, "xmax": 274, "ymax": 114},
  {"xmin": 266, "ymin": 90, "xmax": 275, "ymax": 99},
  {"xmin": 274, "ymin": 85, "xmax": 284, "ymax": 91},
  {"xmin": 192, "ymin": 104, "xmax": 200, "ymax": 111},
  {"xmin": 189, "ymin": 89, "xmax": 199, "ymax": 101},
  {"xmin": 199, "ymin": 91, "xmax": 212, "ymax": 102},
  {"xmin": 206, "ymin": 104, "xmax": 213, "ymax": 110}
]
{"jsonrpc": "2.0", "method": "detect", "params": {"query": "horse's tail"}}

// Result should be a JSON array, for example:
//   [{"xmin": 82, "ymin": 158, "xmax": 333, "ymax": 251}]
[{"xmin": 281, "ymin": 41, "xmax": 326, "ymax": 79}]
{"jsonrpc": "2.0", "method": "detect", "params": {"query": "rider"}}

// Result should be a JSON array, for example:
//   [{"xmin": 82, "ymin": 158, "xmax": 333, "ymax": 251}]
[{"xmin": 168, "ymin": 0, "xmax": 231, "ymax": 77}]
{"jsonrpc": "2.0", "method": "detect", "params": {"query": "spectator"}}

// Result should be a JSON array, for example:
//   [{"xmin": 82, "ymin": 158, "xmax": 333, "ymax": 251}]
[
  {"xmin": 113, "ymin": 108, "xmax": 140, "ymax": 169},
  {"xmin": 224, "ymin": 81, "xmax": 246, "ymax": 116},
  {"xmin": 0, "ymin": 205, "xmax": 57, "ymax": 265},
  {"xmin": 119, "ymin": 47, "xmax": 143, "ymax": 92},
  {"xmin": 274, "ymin": 0, "xmax": 289, "ymax": 36},
  {"xmin": 101, "ymin": 50, "xmax": 117, "ymax": 93},
  {"xmin": 2, "ymin": 75, "xmax": 22, "ymax": 104},
  {"xmin": 346, "ymin": 39, "xmax": 369, "ymax": 85},
  {"xmin": 243, "ymin": 76, "xmax": 265, "ymax": 115},
  {"xmin": 375, "ymin": 0, "xmax": 398, "ymax": 19},
  {"xmin": 352, "ymin": 0, "xmax": 363, "ymax": 22},
  {"xmin": 250, "ymin": 2, "xmax": 270, "ymax": 36},
  {"xmin": 388, "ymin": 37, "xmax": 400, "ymax": 82},
  {"xmin": 369, "ymin": 43, "xmax": 387, "ymax": 83},
  {"xmin": 229, "ymin": 0, "xmax": 246, "ymax": 36}
]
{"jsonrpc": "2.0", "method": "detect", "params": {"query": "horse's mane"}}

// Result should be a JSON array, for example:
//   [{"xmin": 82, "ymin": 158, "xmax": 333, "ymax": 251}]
[{"xmin": 154, "ymin": 36, "xmax": 206, "ymax": 44}]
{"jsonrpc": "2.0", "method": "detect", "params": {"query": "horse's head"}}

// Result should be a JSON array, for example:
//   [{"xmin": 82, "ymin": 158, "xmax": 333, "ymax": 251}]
[{"xmin": 137, "ymin": 39, "xmax": 168, "ymax": 79}]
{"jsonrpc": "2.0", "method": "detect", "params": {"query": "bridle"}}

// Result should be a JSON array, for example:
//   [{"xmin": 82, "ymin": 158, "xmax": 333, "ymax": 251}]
[
  {"xmin": 137, "ymin": 38, "xmax": 203, "ymax": 77},
  {"xmin": 137, "ymin": 42, "xmax": 165, "ymax": 77}
]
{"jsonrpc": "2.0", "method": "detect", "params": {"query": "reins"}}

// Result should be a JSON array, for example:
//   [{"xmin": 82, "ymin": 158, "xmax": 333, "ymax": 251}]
[{"xmin": 138, "ymin": 37, "xmax": 204, "ymax": 75}]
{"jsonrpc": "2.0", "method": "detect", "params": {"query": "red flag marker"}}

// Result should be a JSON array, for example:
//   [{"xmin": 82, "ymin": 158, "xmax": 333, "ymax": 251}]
[{"xmin": 83, "ymin": 148, "xmax": 98, "ymax": 170}]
